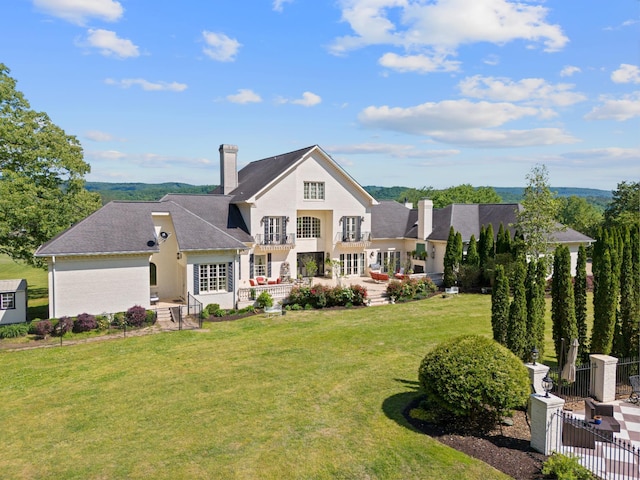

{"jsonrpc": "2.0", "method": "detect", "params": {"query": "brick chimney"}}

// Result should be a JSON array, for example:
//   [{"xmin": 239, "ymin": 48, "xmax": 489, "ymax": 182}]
[
  {"xmin": 219, "ymin": 144, "xmax": 238, "ymax": 195},
  {"xmin": 417, "ymin": 199, "xmax": 433, "ymax": 240}
]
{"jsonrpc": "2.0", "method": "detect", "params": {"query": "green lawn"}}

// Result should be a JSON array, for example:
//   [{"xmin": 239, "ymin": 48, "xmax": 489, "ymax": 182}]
[{"xmin": 1, "ymin": 295, "xmax": 515, "ymax": 480}]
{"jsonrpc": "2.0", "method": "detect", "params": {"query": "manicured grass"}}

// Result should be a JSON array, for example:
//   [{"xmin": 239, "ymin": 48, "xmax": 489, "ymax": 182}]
[
  {"xmin": 0, "ymin": 254, "xmax": 48, "ymax": 319},
  {"xmin": 0, "ymin": 295, "xmax": 513, "ymax": 480}
]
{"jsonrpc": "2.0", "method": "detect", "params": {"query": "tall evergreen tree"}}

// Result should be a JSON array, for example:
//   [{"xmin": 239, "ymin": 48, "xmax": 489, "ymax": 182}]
[
  {"xmin": 496, "ymin": 223, "xmax": 507, "ymax": 254},
  {"xmin": 507, "ymin": 259, "xmax": 528, "ymax": 360},
  {"xmin": 535, "ymin": 259, "xmax": 547, "ymax": 359},
  {"xmin": 591, "ymin": 247, "xmax": 616, "ymax": 355},
  {"xmin": 443, "ymin": 227, "xmax": 457, "ymax": 288},
  {"xmin": 479, "ymin": 224, "xmax": 495, "ymax": 285},
  {"xmin": 551, "ymin": 245, "xmax": 577, "ymax": 367},
  {"xmin": 574, "ymin": 245, "xmax": 589, "ymax": 361},
  {"xmin": 491, "ymin": 264, "xmax": 510, "ymax": 345},
  {"xmin": 618, "ymin": 231, "xmax": 637, "ymax": 357},
  {"xmin": 465, "ymin": 234, "xmax": 479, "ymax": 266}
]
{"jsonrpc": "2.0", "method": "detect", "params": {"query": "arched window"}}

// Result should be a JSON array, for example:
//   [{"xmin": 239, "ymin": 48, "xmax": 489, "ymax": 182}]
[
  {"xmin": 297, "ymin": 216, "xmax": 321, "ymax": 238},
  {"xmin": 150, "ymin": 262, "xmax": 157, "ymax": 286}
]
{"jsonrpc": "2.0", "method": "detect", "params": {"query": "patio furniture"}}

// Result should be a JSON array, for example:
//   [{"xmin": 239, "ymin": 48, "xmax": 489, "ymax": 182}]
[
  {"xmin": 264, "ymin": 304, "xmax": 282, "ymax": 318},
  {"xmin": 630, "ymin": 375, "xmax": 640, "ymax": 404},
  {"xmin": 370, "ymin": 271, "xmax": 389, "ymax": 282},
  {"xmin": 150, "ymin": 292, "xmax": 159, "ymax": 304}
]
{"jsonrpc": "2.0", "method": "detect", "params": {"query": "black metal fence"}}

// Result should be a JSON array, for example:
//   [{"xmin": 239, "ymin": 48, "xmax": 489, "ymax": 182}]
[
  {"xmin": 548, "ymin": 361, "xmax": 592, "ymax": 404},
  {"xmin": 553, "ymin": 410, "xmax": 640, "ymax": 479},
  {"xmin": 616, "ymin": 357, "xmax": 640, "ymax": 399}
]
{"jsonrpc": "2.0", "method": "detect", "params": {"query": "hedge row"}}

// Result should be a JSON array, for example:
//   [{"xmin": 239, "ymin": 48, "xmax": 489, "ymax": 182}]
[
  {"xmin": 385, "ymin": 277, "xmax": 438, "ymax": 301},
  {"xmin": 286, "ymin": 284, "xmax": 368, "ymax": 309}
]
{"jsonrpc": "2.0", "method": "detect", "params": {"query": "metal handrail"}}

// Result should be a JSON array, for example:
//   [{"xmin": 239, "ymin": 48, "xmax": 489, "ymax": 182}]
[{"xmin": 253, "ymin": 233, "xmax": 296, "ymax": 245}]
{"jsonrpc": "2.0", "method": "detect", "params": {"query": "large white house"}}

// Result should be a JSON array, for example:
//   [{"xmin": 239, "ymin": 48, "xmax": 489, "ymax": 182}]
[{"xmin": 35, "ymin": 144, "xmax": 593, "ymax": 318}]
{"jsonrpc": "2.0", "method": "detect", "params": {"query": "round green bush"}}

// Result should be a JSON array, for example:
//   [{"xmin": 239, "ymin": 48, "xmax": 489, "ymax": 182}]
[
  {"xmin": 418, "ymin": 335, "xmax": 529, "ymax": 426},
  {"xmin": 256, "ymin": 291, "xmax": 273, "ymax": 308}
]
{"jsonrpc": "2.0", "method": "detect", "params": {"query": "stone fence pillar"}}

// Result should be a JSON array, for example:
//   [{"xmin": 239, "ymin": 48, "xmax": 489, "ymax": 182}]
[
  {"xmin": 525, "ymin": 362, "xmax": 550, "ymax": 395},
  {"xmin": 589, "ymin": 354, "xmax": 618, "ymax": 402},
  {"xmin": 530, "ymin": 393, "xmax": 565, "ymax": 455}
]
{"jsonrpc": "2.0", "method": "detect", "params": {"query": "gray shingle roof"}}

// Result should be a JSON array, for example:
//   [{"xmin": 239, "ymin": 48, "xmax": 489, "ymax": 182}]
[
  {"xmin": 35, "ymin": 198, "xmax": 250, "ymax": 257},
  {"xmin": 371, "ymin": 201, "xmax": 416, "ymax": 238},
  {"xmin": 212, "ymin": 146, "xmax": 316, "ymax": 201},
  {"xmin": 0, "ymin": 279, "xmax": 27, "ymax": 292}
]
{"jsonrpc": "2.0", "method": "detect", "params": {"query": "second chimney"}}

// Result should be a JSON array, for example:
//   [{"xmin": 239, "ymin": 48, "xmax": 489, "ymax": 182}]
[{"xmin": 219, "ymin": 144, "xmax": 238, "ymax": 195}]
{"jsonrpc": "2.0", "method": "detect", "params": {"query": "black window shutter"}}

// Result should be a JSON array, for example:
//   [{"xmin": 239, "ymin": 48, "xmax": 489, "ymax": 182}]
[
  {"xmin": 263, "ymin": 218, "xmax": 269, "ymax": 244},
  {"xmin": 227, "ymin": 262, "xmax": 233, "ymax": 292},
  {"xmin": 238, "ymin": 255, "xmax": 241, "ymax": 280},
  {"xmin": 356, "ymin": 217, "xmax": 362, "ymax": 241},
  {"xmin": 281, "ymin": 216, "xmax": 287, "ymax": 244},
  {"xmin": 342, "ymin": 217, "xmax": 346, "ymax": 241},
  {"xmin": 267, "ymin": 253, "xmax": 272, "ymax": 277},
  {"xmin": 249, "ymin": 254, "xmax": 254, "ymax": 279},
  {"xmin": 193, "ymin": 264, "xmax": 200, "ymax": 294}
]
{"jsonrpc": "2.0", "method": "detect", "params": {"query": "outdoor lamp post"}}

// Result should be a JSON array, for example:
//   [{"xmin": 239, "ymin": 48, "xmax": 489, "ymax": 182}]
[
  {"xmin": 531, "ymin": 346, "xmax": 539, "ymax": 365},
  {"xmin": 542, "ymin": 374, "xmax": 553, "ymax": 398}
]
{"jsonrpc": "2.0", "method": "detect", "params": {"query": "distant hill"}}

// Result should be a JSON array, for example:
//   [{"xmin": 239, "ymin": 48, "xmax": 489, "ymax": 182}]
[
  {"xmin": 87, "ymin": 182, "xmax": 216, "ymax": 204},
  {"xmin": 86, "ymin": 182, "xmax": 613, "ymax": 208}
]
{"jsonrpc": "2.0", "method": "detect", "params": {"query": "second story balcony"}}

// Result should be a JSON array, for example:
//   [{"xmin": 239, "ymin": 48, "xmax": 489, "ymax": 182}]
[
  {"xmin": 253, "ymin": 233, "xmax": 296, "ymax": 250},
  {"xmin": 334, "ymin": 231, "xmax": 372, "ymax": 246}
]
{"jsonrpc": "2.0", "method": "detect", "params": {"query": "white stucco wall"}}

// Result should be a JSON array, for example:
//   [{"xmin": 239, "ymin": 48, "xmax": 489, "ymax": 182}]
[
  {"xmin": 186, "ymin": 252, "xmax": 239, "ymax": 310},
  {"xmin": 150, "ymin": 213, "xmax": 182, "ymax": 300},
  {"xmin": 48, "ymin": 255, "xmax": 151, "ymax": 318}
]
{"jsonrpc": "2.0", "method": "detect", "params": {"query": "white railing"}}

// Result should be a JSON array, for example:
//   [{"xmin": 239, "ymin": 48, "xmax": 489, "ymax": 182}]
[
  {"xmin": 238, "ymin": 283, "xmax": 294, "ymax": 303},
  {"xmin": 334, "ymin": 231, "xmax": 371, "ymax": 243},
  {"xmin": 253, "ymin": 233, "xmax": 296, "ymax": 246}
]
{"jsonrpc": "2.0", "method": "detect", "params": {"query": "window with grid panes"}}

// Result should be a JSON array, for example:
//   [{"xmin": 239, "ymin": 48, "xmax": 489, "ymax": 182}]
[
  {"xmin": 304, "ymin": 181, "xmax": 324, "ymax": 200},
  {"xmin": 297, "ymin": 216, "xmax": 321, "ymax": 238},
  {"xmin": 198, "ymin": 263, "xmax": 227, "ymax": 293},
  {"xmin": 0, "ymin": 292, "xmax": 15, "ymax": 309}
]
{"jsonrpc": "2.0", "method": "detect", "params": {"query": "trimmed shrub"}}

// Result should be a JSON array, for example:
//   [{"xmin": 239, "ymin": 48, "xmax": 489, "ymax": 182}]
[
  {"xmin": 418, "ymin": 335, "xmax": 529, "ymax": 429},
  {"xmin": 34, "ymin": 319, "xmax": 53, "ymax": 338},
  {"xmin": 125, "ymin": 305, "xmax": 146, "ymax": 327},
  {"xmin": 95, "ymin": 315, "xmax": 110, "ymax": 331},
  {"xmin": 542, "ymin": 453, "xmax": 596, "ymax": 480},
  {"xmin": 145, "ymin": 310, "xmax": 156, "ymax": 325},
  {"xmin": 256, "ymin": 291, "xmax": 274, "ymax": 309},
  {"xmin": 0, "ymin": 323, "xmax": 29, "ymax": 339},
  {"xmin": 203, "ymin": 303, "xmax": 221, "ymax": 317},
  {"xmin": 112, "ymin": 312, "xmax": 126, "ymax": 328},
  {"xmin": 73, "ymin": 313, "xmax": 97, "ymax": 333},
  {"xmin": 54, "ymin": 316, "xmax": 74, "ymax": 336}
]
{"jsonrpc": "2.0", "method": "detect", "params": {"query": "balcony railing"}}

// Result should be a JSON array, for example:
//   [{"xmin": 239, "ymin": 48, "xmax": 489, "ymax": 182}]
[
  {"xmin": 334, "ymin": 231, "xmax": 372, "ymax": 244},
  {"xmin": 253, "ymin": 233, "xmax": 296, "ymax": 249}
]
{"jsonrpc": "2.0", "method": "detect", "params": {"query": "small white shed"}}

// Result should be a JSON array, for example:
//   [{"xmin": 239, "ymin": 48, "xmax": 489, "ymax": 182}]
[{"xmin": 0, "ymin": 279, "xmax": 28, "ymax": 325}]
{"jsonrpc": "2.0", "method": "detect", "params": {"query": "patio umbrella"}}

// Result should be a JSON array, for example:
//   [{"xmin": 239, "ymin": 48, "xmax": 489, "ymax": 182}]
[{"xmin": 561, "ymin": 338, "xmax": 580, "ymax": 383}]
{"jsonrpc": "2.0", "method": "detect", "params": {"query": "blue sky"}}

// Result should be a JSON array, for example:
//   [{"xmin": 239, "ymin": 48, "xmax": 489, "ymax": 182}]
[{"xmin": 1, "ymin": 0, "xmax": 639, "ymax": 191}]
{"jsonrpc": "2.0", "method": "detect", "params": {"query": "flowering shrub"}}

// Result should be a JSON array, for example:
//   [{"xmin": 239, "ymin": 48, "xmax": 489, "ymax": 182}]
[
  {"xmin": 386, "ymin": 277, "xmax": 437, "ymax": 301},
  {"xmin": 95, "ymin": 315, "xmax": 110, "ymax": 330},
  {"xmin": 54, "ymin": 316, "xmax": 74, "ymax": 336},
  {"xmin": 125, "ymin": 305, "xmax": 147, "ymax": 327},
  {"xmin": 286, "ymin": 284, "xmax": 367, "ymax": 309},
  {"xmin": 34, "ymin": 319, "xmax": 53, "ymax": 338},
  {"xmin": 73, "ymin": 313, "xmax": 97, "ymax": 333}
]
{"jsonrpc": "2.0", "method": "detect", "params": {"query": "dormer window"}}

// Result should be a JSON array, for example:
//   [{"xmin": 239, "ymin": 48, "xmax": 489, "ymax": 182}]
[{"xmin": 304, "ymin": 181, "xmax": 325, "ymax": 200}]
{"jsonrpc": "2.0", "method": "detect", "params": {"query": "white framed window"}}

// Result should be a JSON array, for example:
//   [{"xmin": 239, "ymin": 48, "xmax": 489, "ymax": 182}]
[
  {"xmin": 297, "ymin": 216, "xmax": 321, "ymax": 238},
  {"xmin": 198, "ymin": 263, "xmax": 227, "ymax": 293},
  {"xmin": 1, "ymin": 292, "xmax": 15, "ymax": 310},
  {"xmin": 342, "ymin": 216, "xmax": 360, "ymax": 241},
  {"xmin": 339, "ymin": 253, "xmax": 365, "ymax": 276},
  {"xmin": 304, "ymin": 181, "xmax": 325, "ymax": 200},
  {"xmin": 254, "ymin": 255, "xmax": 267, "ymax": 277},
  {"xmin": 264, "ymin": 216, "xmax": 283, "ymax": 244}
]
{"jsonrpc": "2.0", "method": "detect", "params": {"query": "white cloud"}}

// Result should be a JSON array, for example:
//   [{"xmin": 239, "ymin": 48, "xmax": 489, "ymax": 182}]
[
  {"xmin": 330, "ymin": 0, "xmax": 568, "ymax": 62},
  {"xmin": 33, "ymin": 0, "xmax": 123, "ymax": 25},
  {"xmin": 560, "ymin": 65, "xmax": 581, "ymax": 77},
  {"xmin": 458, "ymin": 75, "xmax": 586, "ymax": 106},
  {"xmin": 326, "ymin": 143, "xmax": 460, "ymax": 158},
  {"xmin": 202, "ymin": 31, "xmax": 241, "ymax": 62},
  {"xmin": 88, "ymin": 149, "xmax": 127, "ymax": 160},
  {"xmin": 611, "ymin": 64, "xmax": 640, "ymax": 84},
  {"xmin": 584, "ymin": 92, "xmax": 640, "ymax": 121},
  {"xmin": 425, "ymin": 128, "xmax": 579, "ymax": 147},
  {"xmin": 483, "ymin": 54, "xmax": 500, "ymax": 66},
  {"xmin": 359, "ymin": 99, "xmax": 539, "ymax": 133},
  {"xmin": 273, "ymin": 0, "xmax": 294, "ymax": 12},
  {"xmin": 278, "ymin": 91, "xmax": 322, "ymax": 107},
  {"xmin": 81, "ymin": 29, "xmax": 139, "ymax": 58},
  {"xmin": 226, "ymin": 89, "xmax": 262, "ymax": 104},
  {"xmin": 84, "ymin": 130, "xmax": 115, "ymax": 142},
  {"xmin": 378, "ymin": 52, "xmax": 460, "ymax": 73},
  {"xmin": 104, "ymin": 78, "xmax": 188, "ymax": 92},
  {"xmin": 561, "ymin": 147, "xmax": 640, "ymax": 162}
]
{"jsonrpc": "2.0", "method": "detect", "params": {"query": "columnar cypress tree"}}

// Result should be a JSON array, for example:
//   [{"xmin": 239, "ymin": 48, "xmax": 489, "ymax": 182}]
[
  {"xmin": 455, "ymin": 232, "xmax": 463, "ymax": 268},
  {"xmin": 443, "ymin": 227, "xmax": 457, "ymax": 288},
  {"xmin": 496, "ymin": 223, "xmax": 507, "ymax": 254},
  {"xmin": 535, "ymin": 259, "xmax": 547, "ymax": 359},
  {"xmin": 491, "ymin": 264, "xmax": 510, "ymax": 345},
  {"xmin": 574, "ymin": 245, "xmax": 589, "ymax": 361},
  {"xmin": 507, "ymin": 259, "xmax": 528, "ymax": 360},
  {"xmin": 618, "ymin": 231, "xmax": 636, "ymax": 357},
  {"xmin": 465, "ymin": 234, "xmax": 479, "ymax": 266},
  {"xmin": 591, "ymin": 247, "xmax": 616, "ymax": 354},
  {"xmin": 525, "ymin": 260, "xmax": 537, "ymax": 355},
  {"xmin": 551, "ymin": 245, "xmax": 577, "ymax": 367},
  {"xmin": 480, "ymin": 224, "xmax": 495, "ymax": 285}
]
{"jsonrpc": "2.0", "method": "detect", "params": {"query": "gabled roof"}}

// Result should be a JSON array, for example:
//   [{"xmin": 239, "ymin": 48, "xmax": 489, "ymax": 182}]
[
  {"xmin": 371, "ymin": 201, "xmax": 416, "ymax": 238},
  {"xmin": 35, "ymin": 199, "xmax": 250, "ymax": 258},
  {"xmin": 214, "ymin": 145, "xmax": 377, "ymax": 205},
  {"xmin": 0, "ymin": 279, "xmax": 27, "ymax": 292}
]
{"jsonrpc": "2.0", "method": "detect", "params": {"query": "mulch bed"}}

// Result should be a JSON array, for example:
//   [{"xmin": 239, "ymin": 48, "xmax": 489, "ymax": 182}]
[{"xmin": 404, "ymin": 396, "xmax": 548, "ymax": 479}]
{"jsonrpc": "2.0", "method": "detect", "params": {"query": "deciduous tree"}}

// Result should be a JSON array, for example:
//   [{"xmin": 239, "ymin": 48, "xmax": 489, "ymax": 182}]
[{"xmin": 0, "ymin": 63, "xmax": 101, "ymax": 266}]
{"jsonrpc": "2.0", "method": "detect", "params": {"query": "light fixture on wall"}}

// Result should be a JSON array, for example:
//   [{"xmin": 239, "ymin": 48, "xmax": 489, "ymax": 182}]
[
  {"xmin": 177, "ymin": 252, "xmax": 182, "ymax": 260},
  {"xmin": 431, "ymin": 245, "xmax": 435, "ymax": 258}
]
